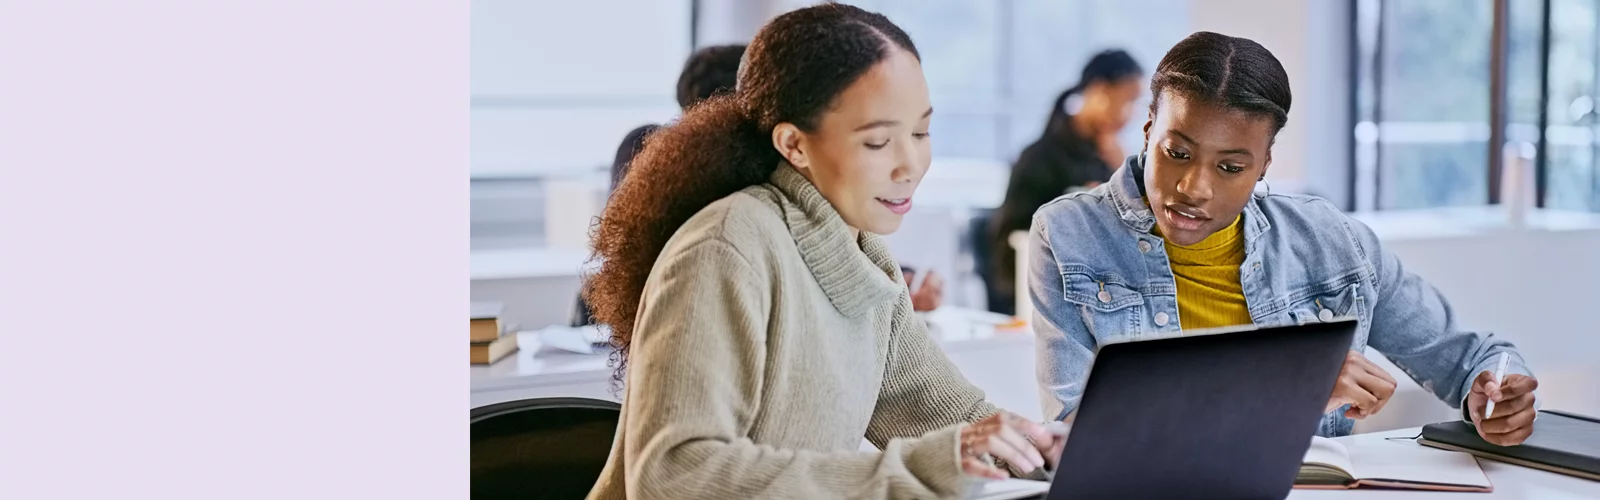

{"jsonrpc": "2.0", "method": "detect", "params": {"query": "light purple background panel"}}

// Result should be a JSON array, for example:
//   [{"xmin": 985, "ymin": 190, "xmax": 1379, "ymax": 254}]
[{"xmin": 0, "ymin": 1, "xmax": 466, "ymax": 498}]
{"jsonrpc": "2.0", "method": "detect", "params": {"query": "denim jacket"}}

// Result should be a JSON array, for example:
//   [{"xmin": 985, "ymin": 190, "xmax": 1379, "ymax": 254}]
[{"xmin": 1028, "ymin": 155, "xmax": 1534, "ymax": 436}]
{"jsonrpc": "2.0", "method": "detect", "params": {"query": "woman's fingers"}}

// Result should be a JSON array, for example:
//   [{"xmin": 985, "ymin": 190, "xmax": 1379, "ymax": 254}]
[
  {"xmin": 1478, "ymin": 395, "xmax": 1537, "ymax": 433},
  {"xmin": 991, "ymin": 424, "xmax": 1044, "ymax": 471},
  {"xmin": 1352, "ymin": 368, "xmax": 1396, "ymax": 415},
  {"xmin": 961, "ymin": 457, "xmax": 1008, "ymax": 479}
]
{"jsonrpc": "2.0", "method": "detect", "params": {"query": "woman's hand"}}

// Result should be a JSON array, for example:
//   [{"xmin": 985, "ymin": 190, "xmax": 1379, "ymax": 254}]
[
  {"xmin": 959, "ymin": 412, "xmax": 1056, "ymax": 479},
  {"xmin": 1467, "ymin": 372, "xmax": 1538, "ymax": 446},
  {"xmin": 1326, "ymin": 350, "xmax": 1397, "ymax": 419},
  {"xmin": 903, "ymin": 269, "xmax": 943, "ymax": 312}
]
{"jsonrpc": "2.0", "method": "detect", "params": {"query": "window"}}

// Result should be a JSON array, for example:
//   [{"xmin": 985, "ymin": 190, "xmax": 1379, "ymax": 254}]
[
  {"xmin": 1353, "ymin": 0, "xmax": 1494, "ymax": 210},
  {"xmin": 470, "ymin": 0, "xmax": 692, "ymax": 250},
  {"xmin": 1353, "ymin": 0, "xmax": 1600, "ymax": 212},
  {"xmin": 837, "ymin": 0, "xmax": 1190, "ymax": 162},
  {"xmin": 1545, "ymin": 0, "xmax": 1600, "ymax": 211}
]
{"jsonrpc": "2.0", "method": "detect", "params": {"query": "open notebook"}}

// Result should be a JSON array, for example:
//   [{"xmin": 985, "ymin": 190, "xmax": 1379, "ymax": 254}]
[{"xmin": 1296, "ymin": 433, "xmax": 1492, "ymax": 491}]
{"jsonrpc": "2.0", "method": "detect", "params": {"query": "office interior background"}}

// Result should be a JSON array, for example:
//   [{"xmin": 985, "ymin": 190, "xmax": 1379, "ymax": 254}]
[{"xmin": 470, "ymin": 0, "xmax": 1600, "ymax": 430}]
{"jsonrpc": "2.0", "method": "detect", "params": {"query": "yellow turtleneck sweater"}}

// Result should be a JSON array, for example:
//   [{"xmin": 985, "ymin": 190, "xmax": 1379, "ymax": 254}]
[{"xmin": 1156, "ymin": 215, "xmax": 1254, "ymax": 330}]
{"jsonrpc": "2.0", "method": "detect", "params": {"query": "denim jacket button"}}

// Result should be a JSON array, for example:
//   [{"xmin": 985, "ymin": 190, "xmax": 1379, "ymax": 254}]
[
  {"xmin": 1318, "ymin": 309, "xmax": 1335, "ymax": 322},
  {"xmin": 1097, "ymin": 291, "xmax": 1112, "ymax": 303},
  {"xmin": 1154, "ymin": 312, "xmax": 1171, "ymax": 327},
  {"xmin": 1138, "ymin": 240, "xmax": 1152, "ymax": 253}
]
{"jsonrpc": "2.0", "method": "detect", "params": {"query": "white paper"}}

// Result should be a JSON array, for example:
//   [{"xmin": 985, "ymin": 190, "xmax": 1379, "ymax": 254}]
[
  {"xmin": 1340, "ymin": 433, "xmax": 1491, "ymax": 488},
  {"xmin": 535, "ymin": 325, "xmax": 597, "ymax": 354},
  {"xmin": 1301, "ymin": 436, "xmax": 1355, "ymax": 475},
  {"xmin": 971, "ymin": 478, "xmax": 1050, "ymax": 500}
]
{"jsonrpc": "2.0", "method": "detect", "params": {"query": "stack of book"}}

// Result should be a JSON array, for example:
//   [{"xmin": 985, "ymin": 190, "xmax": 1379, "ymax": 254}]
[{"xmin": 470, "ymin": 301, "xmax": 518, "ymax": 365}]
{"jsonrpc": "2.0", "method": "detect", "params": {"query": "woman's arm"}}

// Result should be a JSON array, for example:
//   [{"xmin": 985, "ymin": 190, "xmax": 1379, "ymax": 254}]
[
  {"xmin": 866, "ymin": 288, "xmax": 1062, "ymax": 480},
  {"xmin": 620, "ymin": 238, "xmax": 973, "ymax": 500},
  {"xmin": 1026, "ymin": 217, "xmax": 1100, "ymax": 422},
  {"xmin": 865, "ymin": 296, "xmax": 1000, "ymax": 442},
  {"xmin": 1341, "ymin": 213, "xmax": 1536, "ymax": 415}
]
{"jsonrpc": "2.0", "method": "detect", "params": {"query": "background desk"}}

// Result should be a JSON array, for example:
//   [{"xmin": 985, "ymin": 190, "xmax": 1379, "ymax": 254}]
[
  {"xmin": 1288, "ymin": 428, "xmax": 1600, "ymax": 499},
  {"xmin": 469, "ymin": 307, "xmax": 1043, "ymax": 417}
]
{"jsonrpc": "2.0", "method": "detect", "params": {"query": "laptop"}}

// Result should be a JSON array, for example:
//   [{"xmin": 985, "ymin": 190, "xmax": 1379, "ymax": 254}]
[{"xmin": 1040, "ymin": 319, "xmax": 1358, "ymax": 500}]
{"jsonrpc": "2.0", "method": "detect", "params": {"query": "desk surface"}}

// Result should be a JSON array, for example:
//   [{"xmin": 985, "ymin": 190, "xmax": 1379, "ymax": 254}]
[
  {"xmin": 1287, "ymin": 428, "xmax": 1600, "ymax": 499},
  {"xmin": 469, "ymin": 307, "xmax": 1031, "ymax": 396},
  {"xmin": 470, "ymin": 246, "xmax": 594, "ymax": 281}
]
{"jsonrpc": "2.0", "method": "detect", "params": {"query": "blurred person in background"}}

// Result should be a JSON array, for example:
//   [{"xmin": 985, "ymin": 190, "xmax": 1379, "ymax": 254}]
[
  {"xmin": 584, "ymin": 5, "xmax": 1060, "ymax": 498},
  {"xmin": 986, "ymin": 49, "xmax": 1144, "ymax": 315},
  {"xmin": 1028, "ymin": 31, "xmax": 1539, "ymax": 445},
  {"xmin": 572, "ymin": 44, "xmax": 746, "ymax": 327},
  {"xmin": 611, "ymin": 44, "xmax": 748, "ymax": 189}
]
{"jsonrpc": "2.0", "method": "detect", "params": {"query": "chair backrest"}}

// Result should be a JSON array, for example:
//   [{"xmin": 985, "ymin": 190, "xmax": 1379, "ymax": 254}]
[
  {"xmin": 966, "ymin": 209, "xmax": 1010, "ymax": 315},
  {"xmin": 471, "ymin": 397, "xmax": 621, "ymax": 500}
]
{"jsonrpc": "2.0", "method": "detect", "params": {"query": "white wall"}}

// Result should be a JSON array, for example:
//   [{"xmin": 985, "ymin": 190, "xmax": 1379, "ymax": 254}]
[
  {"xmin": 1375, "ymin": 226, "xmax": 1600, "ymax": 421},
  {"xmin": 470, "ymin": 0, "xmax": 692, "ymax": 177}
]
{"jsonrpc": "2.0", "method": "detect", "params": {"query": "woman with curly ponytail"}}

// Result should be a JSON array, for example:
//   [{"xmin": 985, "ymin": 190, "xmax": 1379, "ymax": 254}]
[{"xmin": 585, "ymin": 4, "xmax": 1059, "ymax": 499}]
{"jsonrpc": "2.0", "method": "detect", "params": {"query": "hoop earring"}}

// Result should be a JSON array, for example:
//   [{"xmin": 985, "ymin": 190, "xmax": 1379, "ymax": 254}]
[{"xmin": 1257, "ymin": 177, "xmax": 1272, "ymax": 195}]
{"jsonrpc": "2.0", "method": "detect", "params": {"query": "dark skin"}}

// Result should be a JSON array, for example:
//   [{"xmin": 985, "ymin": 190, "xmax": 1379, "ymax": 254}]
[
  {"xmin": 1142, "ymin": 91, "xmax": 1537, "ymax": 445},
  {"xmin": 1468, "ymin": 372, "xmax": 1539, "ymax": 446},
  {"xmin": 1141, "ymin": 92, "xmax": 1269, "ymax": 247}
]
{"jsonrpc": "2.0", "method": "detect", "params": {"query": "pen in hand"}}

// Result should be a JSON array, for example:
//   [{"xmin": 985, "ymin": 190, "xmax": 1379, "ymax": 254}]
[{"xmin": 1485, "ymin": 352, "xmax": 1509, "ymax": 419}]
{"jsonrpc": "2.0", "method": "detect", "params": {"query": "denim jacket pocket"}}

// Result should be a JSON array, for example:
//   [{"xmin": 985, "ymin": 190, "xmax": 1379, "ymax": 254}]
[
  {"xmin": 1285, "ymin": 277, "xmax": 1371, "ymax": 349},
  {"xmin": 1058, "ymin": 265, "xmax": 1144, "ymax": 341}
]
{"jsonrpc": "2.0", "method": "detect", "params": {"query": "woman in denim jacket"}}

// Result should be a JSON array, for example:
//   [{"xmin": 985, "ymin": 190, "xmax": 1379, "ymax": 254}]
[{"xmin": 1028, "ymin": 31, "xmax": 1539, "ymax": 446}]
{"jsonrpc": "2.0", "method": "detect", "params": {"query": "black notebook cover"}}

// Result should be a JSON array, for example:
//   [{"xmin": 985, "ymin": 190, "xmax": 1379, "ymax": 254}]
[{"xmin": 1419, "ymin": 410, "xmax": 1600, "ymax": 481}]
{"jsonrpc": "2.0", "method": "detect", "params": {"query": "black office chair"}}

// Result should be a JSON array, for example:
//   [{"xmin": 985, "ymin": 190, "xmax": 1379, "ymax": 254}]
[
  {"xmin": 471, "ymin": 397, "xmax": 621, "ymax": 500},
  {"xmin": 967, "ymin": 209, "xmax": 1013, "ymax": 315}
]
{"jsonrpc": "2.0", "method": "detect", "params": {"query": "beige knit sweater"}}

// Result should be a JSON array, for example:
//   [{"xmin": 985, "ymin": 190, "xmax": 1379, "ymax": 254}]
[{"xmin": 586, "ymin": 164, "xmax": 1006, "ymax": 499}]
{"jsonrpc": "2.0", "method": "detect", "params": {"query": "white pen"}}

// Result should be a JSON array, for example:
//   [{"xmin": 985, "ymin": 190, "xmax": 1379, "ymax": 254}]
[{"xmin": 1485, "ymin": 352, "xmax": 1510, "ymax": 419}]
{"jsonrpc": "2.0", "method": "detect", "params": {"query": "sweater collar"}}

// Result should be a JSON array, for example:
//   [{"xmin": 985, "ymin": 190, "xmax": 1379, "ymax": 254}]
[{"xmin": 768, "ymin": 163, "xmax": 903, "ymax": 318}]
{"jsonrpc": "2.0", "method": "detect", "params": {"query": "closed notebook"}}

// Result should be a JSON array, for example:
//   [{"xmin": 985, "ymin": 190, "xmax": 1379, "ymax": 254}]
[
  {"xmin": 1294, "ymin": 433, "xmax": 1492, "ymax": 491},
  {"xmin": 470, "ymin": 301, "xmax": 505, "ymax": 343},
  {"xmin": 470, "ymin": 333, "xmax": 519, "ymax": 365},
  {"xmin": 1420, "ymin": 410, "xmax": 1600, "ymax": 481}
]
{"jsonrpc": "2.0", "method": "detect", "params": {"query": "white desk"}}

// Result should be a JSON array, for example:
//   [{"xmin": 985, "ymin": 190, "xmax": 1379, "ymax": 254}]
[
  {"xmin": 470, "ymin": 246, "xmax": 593, "ymax": 281},
  {"xmin": 1287, "ymin": 427, "xmax": 1600, "ymax": 499},
  {"xmin": 469, "ymin": 307, "xmax": 1041, "ymax": 414}
]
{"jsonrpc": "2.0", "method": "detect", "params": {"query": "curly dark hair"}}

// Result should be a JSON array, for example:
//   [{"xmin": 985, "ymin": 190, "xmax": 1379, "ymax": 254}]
[
  {"xmin": 584, "ymin": 3, "xmax": 919, "ymax": 381},
  {"xmin": 676, "ymin": 44, "xmax": 746, "ymax": 109}
]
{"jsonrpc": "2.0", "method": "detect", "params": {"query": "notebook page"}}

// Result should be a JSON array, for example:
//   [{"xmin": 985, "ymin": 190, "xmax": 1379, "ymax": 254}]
[
  {"xmin": 1342, "ymin": 433, "xmax": 1490, "ymax": 487},
  {"xmin": 1302, "ymin": 436, "xmax": 1354, "ymax": 475}
]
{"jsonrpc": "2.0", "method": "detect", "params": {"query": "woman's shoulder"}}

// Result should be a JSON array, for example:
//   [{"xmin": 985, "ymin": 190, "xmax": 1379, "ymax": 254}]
[
  {"xmin": 1032, "ymin": 186, "xmax": 1118, "ymax": 230},
  {"xmin": 1254, "ymin": 193, "xmax": 1363, "ymax": 234},
  {"xmin": 659, "ymin": 188, "xmax": 790, "ymax": 273},
  {"xmin": 1254, "ymin": 192, "xmax": 1381, "ymax": 259}
]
